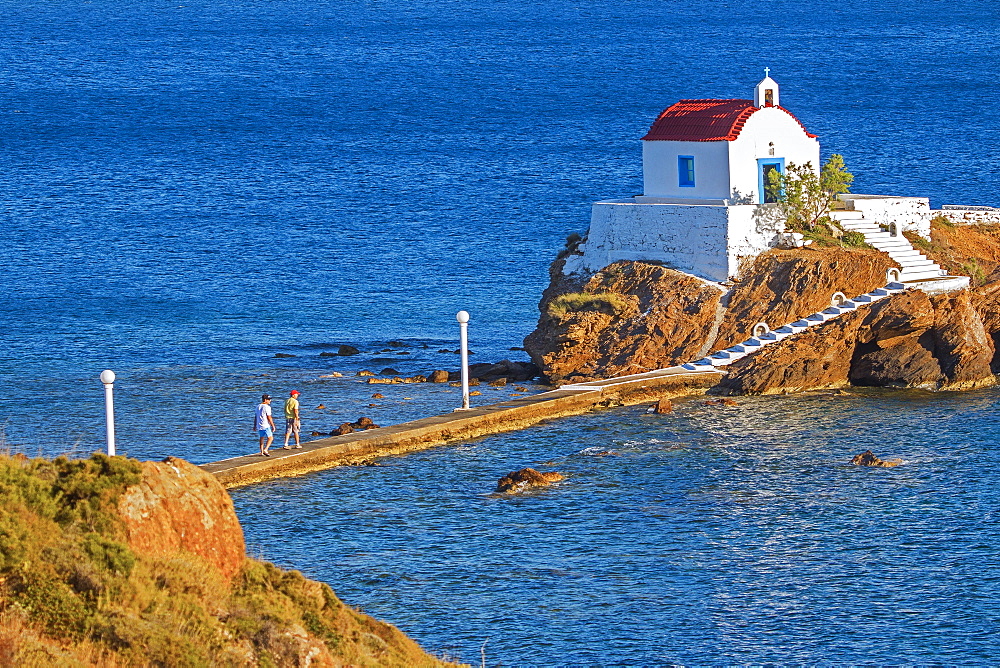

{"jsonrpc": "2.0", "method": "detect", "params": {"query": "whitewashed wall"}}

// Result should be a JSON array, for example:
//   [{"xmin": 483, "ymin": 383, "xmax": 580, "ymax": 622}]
[
  {"xmin": 725, "ymin": 204, "xmax": 786, "ymax": 277},
  {"xmin": 642, "ymin": 141, "xmax": 729, "ymax": 199},
  {"xmin": 566, "ymin": 200, "xmax": 782, "ymax": 282},
  {"xmin": 935, "ymin": 207, "xmax": 1000, "ymax": 226},
  {"xmin": 842, "ymin": 195, "xmax": 931, "ymax": 238},
  {"xmin": 728, "ymin": 108, "xmax": 820, "ymax": 203}
]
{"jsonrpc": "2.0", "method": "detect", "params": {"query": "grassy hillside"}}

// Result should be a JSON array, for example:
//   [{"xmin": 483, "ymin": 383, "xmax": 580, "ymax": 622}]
[{"xmin": 0, "ymin": 453, "xmax": 458, "ymax": 667}]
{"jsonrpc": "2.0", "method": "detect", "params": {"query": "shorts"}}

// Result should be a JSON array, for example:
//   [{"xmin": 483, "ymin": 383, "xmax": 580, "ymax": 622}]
[
  {"xmin": 258, "ymin": 427, "xmax": 273, "ymax": 439},
  {"xmin": 285, "ymin": 418, "xmax": 301, "ymax": 434}
]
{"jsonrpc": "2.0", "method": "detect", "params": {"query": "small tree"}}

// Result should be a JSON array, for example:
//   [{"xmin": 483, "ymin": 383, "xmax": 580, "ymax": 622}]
[
  {"xmin": 821, "ymin": 153, "xmax": 853, "ymax": 198},
  {"xmin": 767, "ymin": 153, "xmax": 854, "ymax": 231}
]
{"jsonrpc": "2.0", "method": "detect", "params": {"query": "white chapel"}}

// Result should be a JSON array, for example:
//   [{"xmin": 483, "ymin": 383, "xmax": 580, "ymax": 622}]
[{"xmin": 565, "ymin": 73, "xmax": 822, "ymax": 282}]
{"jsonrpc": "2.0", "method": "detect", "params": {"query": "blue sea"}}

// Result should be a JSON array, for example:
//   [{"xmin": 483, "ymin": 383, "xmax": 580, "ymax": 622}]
[{"xmin": 2, "ymin": 0, "xmax": 999, "ymax": 663}]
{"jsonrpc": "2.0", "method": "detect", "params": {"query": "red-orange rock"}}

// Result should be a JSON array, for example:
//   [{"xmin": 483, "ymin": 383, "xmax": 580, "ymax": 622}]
[
  {"xmin": 496, "ymin": 468, "xmax": 564, "ymax": 493},
  {"xmin": 931, "ymin": 290, "xmax": 995, "ymax": 390},
  {"xmin": 118, "ymin": 457, "xmax": 245, "ymax": 581},
  {"xmin": 524, "ymin": 260, "xmax": 724, "ymax": 383},
  {"xmin": 715, "ymin": 248, "xmax": 894, "ymax": 348},
  {"xmin": 851, "ymin": 450, "xmax": 902, "ymax": 467},
  {"xmin": 724, "ymin": 288, "xmax": 997, "ymax": 394}
]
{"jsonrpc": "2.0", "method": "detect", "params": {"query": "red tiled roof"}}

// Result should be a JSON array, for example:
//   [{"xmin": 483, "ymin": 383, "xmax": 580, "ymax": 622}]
[{"xmin": 641, "ymin": 98, "xmax": 817, "ymax": 141}]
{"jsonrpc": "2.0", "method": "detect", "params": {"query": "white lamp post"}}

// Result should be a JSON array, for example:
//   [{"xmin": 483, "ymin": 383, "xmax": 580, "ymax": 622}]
[
  {"xmin": 100, "ymin": 369, "xmax": 116, "ymax": 456},
  {"xmin": 456, "ymin": 311, "xmax": 471, "ymax": 410}
]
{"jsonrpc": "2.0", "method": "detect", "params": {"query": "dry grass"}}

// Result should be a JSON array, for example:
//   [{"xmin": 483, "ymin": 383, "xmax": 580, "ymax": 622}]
[
  {"xmin": 0, "ymin": 454, "xmax": 462, "ymax": 667},
  {"xmin": 905, "ymin": 219, "xmax": 1000, "ymax": 287},
  {"xmin": 547, "ymin": 291, "xmax": 638, "ymax": 318}
]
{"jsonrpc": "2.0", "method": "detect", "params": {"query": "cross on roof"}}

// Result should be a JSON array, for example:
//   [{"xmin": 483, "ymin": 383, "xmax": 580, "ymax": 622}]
[{"xmin": 764, "ymin": 67, "xmax": 770, "ymax": 77}]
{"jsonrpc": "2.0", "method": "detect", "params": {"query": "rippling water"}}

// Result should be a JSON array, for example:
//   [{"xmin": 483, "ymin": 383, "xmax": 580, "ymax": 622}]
[
  {"xmin": 3, "ymin": 0, "xmax": 1000, "ymax": 662},
  {"xmin": 233, "ymin": 389, "xmax": 1000, "ymax": 663}
]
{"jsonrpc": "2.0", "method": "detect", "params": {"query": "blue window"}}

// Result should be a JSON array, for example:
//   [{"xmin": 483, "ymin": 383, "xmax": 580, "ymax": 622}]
[{"xmin": 678, "ymin": 156, "xmax": 695, "ymax": 187}]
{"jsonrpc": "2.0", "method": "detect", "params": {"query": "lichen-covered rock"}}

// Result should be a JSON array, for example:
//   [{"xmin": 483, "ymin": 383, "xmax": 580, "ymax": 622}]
[
  {"xmin": 496, "ymin": 468, "xmax": 564, "ymax": 493},
  {"xmin": 118, "ymin": 457, "xmax": 246, "ymax": 581}
]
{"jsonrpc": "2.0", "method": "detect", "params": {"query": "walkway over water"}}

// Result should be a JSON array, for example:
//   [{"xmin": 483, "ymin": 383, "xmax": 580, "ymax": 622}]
[
  {"xmin": 201, "ymin": 273, "xmax": 968, "ymax": 488},
  {"xmin": 200, "ymin": 367, "xmax": 722, "ymax": 488}
]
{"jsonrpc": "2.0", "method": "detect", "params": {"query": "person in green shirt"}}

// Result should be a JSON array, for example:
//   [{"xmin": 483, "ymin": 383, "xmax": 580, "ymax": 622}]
[{"xmin": 282, "ymin": 390, "xmax": 301, "ymax": 449}]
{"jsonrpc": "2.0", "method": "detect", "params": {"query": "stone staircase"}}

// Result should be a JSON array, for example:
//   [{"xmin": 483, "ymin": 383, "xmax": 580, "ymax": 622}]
[
  {"xmin": 679, "ymin": 281, "xmax": 908, "ymax": 370},
  {"xmin": 829, "ymin": 211, "xmax": 945, "ymax": 282}
]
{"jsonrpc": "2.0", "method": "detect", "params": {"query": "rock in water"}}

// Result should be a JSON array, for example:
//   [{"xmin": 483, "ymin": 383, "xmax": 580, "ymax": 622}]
[
  {"xmin": 338, "ymin": 345, "xmax": 360, "ymax": 356},
  {"xmin": 331, "ymin": 423, "xmax": 354, "ymax": 436},
  {"xmin": 650, "ymin": 398, "xmax": 673, "ymax": 413},
  {"xmin": 352, "ymin": 416, "xmax": 379, "ymax": 430},
  {"xmin": 851, "ymin": 450, "xmax": 902, "ymax": 467},
  {"xmin": 496, "ymin": 467, "xmax": 565, "ymax": 493},
  {"xmin": 428, "ymin": 369, "xmax": 450, "ymax": 383}
]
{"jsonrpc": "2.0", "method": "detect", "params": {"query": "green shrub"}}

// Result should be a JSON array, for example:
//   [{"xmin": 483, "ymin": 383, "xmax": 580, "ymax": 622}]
[
  {"xmin": 960, "ymin": 259, "xmax": 987, "ymax": 286},
  {"xmin": 841, "ymin": 230, "xmax": 869, "ymax": 248},
  {"xmin": 904, "ymin": 230, "xmax": 934, "ymax": 251},
  {"xmin": 13, "ymin": 567, "xmax": 93, "ymax": 641},
  {"xmin": 931, "ymin": 213, "xmax": 956, "ymax": 229}
]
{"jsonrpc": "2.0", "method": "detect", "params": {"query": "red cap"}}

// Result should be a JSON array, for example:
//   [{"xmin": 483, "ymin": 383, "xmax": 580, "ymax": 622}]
[{"xmin": 290, "ymin": 390, "xmax": 300, "ymax": 396}]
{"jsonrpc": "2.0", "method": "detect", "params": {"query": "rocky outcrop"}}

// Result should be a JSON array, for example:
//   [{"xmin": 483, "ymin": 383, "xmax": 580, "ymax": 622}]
[
  {"xmin": 527, "ymin": 238, "xmax": 1000, "ymax": 393},
  {"xmin": 496, "ymin": 468, "xmax": 565, "ymax": 493},
  {"xmin": 118, "ymin": 457, "xmax": 246, "ymax": 581},
  {"xmin": 524, "ymin": 259, "xmax": 725, "ymax": 383},
  {"xmin": 714, "ymin": 248, "xmax": 894, "ymax": 348},
  {"xmin": 525, "ymin": 249, "xmax": 897, "ymax": 384},
  {"xmin": 719, "ymin": 288, "xmax": 996, "ymax": 394}
]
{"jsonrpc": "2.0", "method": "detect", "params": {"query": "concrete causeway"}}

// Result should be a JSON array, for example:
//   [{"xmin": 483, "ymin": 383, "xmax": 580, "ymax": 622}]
[
  {"xmin": 200, "ymin": 367, "xmax": 722, "ymax": 489},
  {"xmin": 201, "ymin": 274, "xmax": 961, "ymax": 489}
]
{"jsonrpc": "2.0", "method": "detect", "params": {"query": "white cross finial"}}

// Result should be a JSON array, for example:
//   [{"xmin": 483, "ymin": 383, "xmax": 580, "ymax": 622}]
[{"xmin": 764, "ymin": 67, "xmax": 771, "ymax": 77}]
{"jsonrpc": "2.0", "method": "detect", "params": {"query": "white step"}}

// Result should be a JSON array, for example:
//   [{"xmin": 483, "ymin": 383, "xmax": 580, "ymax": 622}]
[
  {"xmin": 888, "ymin": 251, "xmax": 928, "ymax": 264},
  {"xmin": 880, "ymin": 250, "xmax": 925, "ymax": 260},
  {"xmin": 901, "ymin": 268, "xmax": 946, "ymax": 281},
  {"xmin": 875, "ymin": 248, "xmax": 923, "ymax": 258},
  {"xmin": 874, "ymin": 241, "xmax": 920, "ymax": 250},
  {"xmin": 897, "ymin": 259, "xmax": 939, "ymax": 270},
  {"xmin": 831, "ymin": 211, "xmax": 865, "ymax": 220}
]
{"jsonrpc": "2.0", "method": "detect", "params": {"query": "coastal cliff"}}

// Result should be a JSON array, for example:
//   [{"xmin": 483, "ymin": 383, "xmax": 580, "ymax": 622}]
[
  {"xmin": 0, "ymin": 453, "xmax": 455, "ymax": 667},
  {"xmin": 526, "ymin": 221, "xmax": 1000, "ymax": 394}
]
